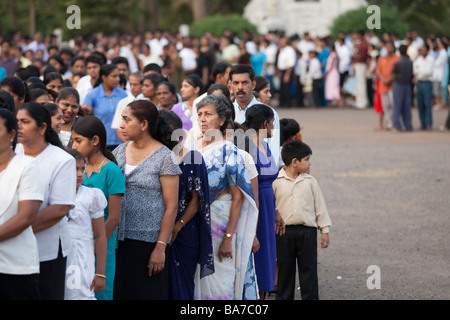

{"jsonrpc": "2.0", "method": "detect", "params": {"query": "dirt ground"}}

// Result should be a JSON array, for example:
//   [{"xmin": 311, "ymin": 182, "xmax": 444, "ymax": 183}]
[{"xmin": 266, "ymin": 105, "xmax": 450, "ymax": 300}]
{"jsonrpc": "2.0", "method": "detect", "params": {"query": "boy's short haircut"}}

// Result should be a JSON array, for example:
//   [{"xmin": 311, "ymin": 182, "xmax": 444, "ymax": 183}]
[{"xmin": 281, "ymin": 140, "xmax": 312, "ymax": 166}]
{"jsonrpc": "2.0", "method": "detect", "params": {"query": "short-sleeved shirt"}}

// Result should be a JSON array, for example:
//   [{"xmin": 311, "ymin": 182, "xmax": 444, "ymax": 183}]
[
  {"xmin": 113, "ymin": 143, "xmax": 182, "ymax": 243},
  {"xmin": 15, "ymin": 143, "xmax": 76, "ymax": 262},
  {"xmin": 82, "ymin": 161, "xmax": 126, "ymax": 220},
  {"xmin": 0, "ymin": 155, "xmax": 44, "ymax": 274},
  {"xmin": 84, "ymin": 84, "xmax": 128, "ymax": 146}
]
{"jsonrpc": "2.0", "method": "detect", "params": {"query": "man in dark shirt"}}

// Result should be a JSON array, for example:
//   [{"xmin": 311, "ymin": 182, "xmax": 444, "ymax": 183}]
[
  {"xmin": 0, "ymin": 40, "xmax": 19, "ymax": 77},
  {"xmin": 391, "ymin": 44, "xmax": 413, "ymax": 131}
]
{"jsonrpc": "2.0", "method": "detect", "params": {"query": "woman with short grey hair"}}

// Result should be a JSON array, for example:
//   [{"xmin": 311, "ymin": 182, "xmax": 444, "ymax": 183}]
[{"xmin": 194, "ymin": 92, "xmax": 259, "ymax": 300}]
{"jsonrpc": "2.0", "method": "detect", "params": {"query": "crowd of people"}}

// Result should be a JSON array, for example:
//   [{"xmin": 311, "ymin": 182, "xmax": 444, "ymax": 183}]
[
  {"xmin": 0, "ymin": 28, "xmax": 336, "ymax": 301},
  {"xmin": 0, "ymin": 25, "xmax": 449, "ymax": 301}
]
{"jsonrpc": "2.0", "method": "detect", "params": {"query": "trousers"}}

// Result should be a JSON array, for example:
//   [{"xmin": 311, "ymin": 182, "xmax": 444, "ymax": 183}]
[
  {"xmin": 276, "ymin": 225, "xmax": 318, "ymax": 300},
  {"xmin": 392, "ymin": 82, "xmax": 413, "ymax": 130}
]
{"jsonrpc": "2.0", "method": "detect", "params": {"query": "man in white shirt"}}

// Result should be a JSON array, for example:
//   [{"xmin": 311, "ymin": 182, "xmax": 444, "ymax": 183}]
[
  {"xmin": 413, "ymin": 44, "xmax": 435, "ymax": 130},
  {"xmin": 336, "ymin": 37, "xmax": 352, "ymax": 89},
  {"xmin": 261, "ymin": 38, "xmax": 278, "ymax": 90},
  {"xmin": 277, "ymin": 36, "xmax": 296, "ymax": 108},
  {"xmin": 229, "ymin": 64, "xmax": 280, "ymax": 167},
  {"xmin": 306, "ymin": 51, "xmax": 323, "ymax": 107},
  {"xmin": 297, "ymin": 32, "xmax": 316, "ymax": 59},
  {"xmin": 178, "ymin": 39, "xmax": 198, "ymax": 75},
  {"xmin": 111, "ymin": 72, "xmax": 147, "ymax": 142},
  {"xmin": 76, "ymin": 54, "xmax": 103, "ymax": 105}
]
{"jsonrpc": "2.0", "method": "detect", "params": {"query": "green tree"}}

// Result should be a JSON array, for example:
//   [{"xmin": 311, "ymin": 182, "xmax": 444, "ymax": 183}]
[
  {"xmin": 189, "ymin": 14, "xmax": 256, "ymax": 39},
  {"xmin": 329, "ymin": 4, "xmax": 410, "ymax": 40}
]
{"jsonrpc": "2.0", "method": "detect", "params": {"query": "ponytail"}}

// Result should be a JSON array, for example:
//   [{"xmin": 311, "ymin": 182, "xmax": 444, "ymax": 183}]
[
  {"xmin": 18, "ymin": 102, "xmax": 64, "ymax": 149},
  {"xmin": 127, "ymin": 100, "xmax": 177, "ymax": 150},
  {"xmin": 72, "ymin": 115, "xmax": 118, "ymax": 164}
]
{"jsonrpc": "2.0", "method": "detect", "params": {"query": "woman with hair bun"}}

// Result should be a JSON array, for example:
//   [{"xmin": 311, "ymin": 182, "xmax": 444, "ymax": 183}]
[
  {"xmin": 71, "ymin": 115, "xmax": 126, "ymax": 300},
  {"xmin": 113, "ymin": 99, "xmax": 181, "ymax": 300},
  {"xmin": 15, "ymin": 102, "xmax": 76, "ymax": 300}
]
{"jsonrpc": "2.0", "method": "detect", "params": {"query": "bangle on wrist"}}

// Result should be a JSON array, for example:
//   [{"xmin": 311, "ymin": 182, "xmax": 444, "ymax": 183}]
[
  {"xmin": 156, "ymin": 240, "xmax": 167, "ymax": 247},
  {"xmin": 95, "ymin": 273, "xmax": 106, "ymax": 279},
  {"xmin": 179, "ymin": 219, "xmax": 185, "ymax": 227}
]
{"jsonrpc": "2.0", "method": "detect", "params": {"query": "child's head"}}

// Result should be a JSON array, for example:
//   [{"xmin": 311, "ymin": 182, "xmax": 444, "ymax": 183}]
[
  {"xmin": 71, "ymin": 115, "xmax": 117, "ymax": 165},
  {"xmin": 281, "ymin": 140, "xmax": 312, "ymax": 174},
  {"xmin": 280, "ymin": 118, "xmax": 301, "ymax": 146},
  {"xmin": 66, "ymin": 148, "xmax": 86, "ymax": 189}
]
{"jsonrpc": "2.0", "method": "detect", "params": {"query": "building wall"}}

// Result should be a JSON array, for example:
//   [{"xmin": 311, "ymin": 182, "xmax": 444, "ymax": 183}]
[{"xmin": 244, "ymin": 0, "xmax": 367, "ymax": 37}]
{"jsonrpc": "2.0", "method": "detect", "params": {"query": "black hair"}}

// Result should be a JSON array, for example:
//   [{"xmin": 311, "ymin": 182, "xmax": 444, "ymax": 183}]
[
  {"xmin": 142, "ymin": 73, "xmax": 165, "ymax": 87},
  {"xmin": 280, "ymin": 118, "xmax": 301, "ymax": 145},
  {"xmin": 18, "ymin": 102, "xmax": 63, "ymax": 149},
  {"xmin": 42, "ymin": 102, "xmax": 60, "ymax": 117},
  {"xmin": 212, "ymin": 62, "xmax": 231, "ymax": 80},
  {"xmin": 111, "ymin": 56, "xmax": 129, "ymax": 68},
  {"xmin": 57, "ymin": 87, "xmax": 80, "ymax": 104},
  {"xmin": 242, "ymin": 103, "xmax": 274, "ymax": 131},
  {"xmin": 126, "ymin": 100, "xmax": 177, "ymax": 149},
  {"xmin": 94, "ymin": 64, "xmax": 118, "ymax": 88},
  {"xmin": 72, "ymin": 115, "xmax": 118, "ymax": 164},
  {"xmin": 85, "ymin": 53, "xmax": 104, "ymax": 67},
  {"xmin": 29, "ymin": 88, "xmax": 49, "ymax": 102},
  {"xmin": 65, "ymin": 148, "xmax": 86, "ymax": 163},
  {"xmin": 47, "ymin": 55, "xmax": 67, "ymax": 75},
  {"xmin": 143, "ymin": 63, "xmax": 162, "ymax": 75},
  {"xmin": 0, "ymin": 89, "xmax": 15, "ymax": 112},
  {"xmin": 0, "ymin": 108, "xmax": 18, "ymax": 149},
  {"xmin": 281, "ymin": 140, "xmax": 312, "ymax": 166},
  {"xmin": 0, "ymin": 76, "xmax": 30, "ymax": 108},
  {"xmin": 254, "ymin": 75, "xmax": 270, "ymax": 93},
  {"xmin": 183, "ymin": 74, "xmax": 205, "ymax": 96},
  {"xmin": 43, "ymin": 72, "xmax": 63, "ymax": 86},
  {"xmin": 71, "ymin": 55, "xmax": 86, "ymax": 67},
  {"xmin": 207, "ymin": 83, "xmax": 230, "ymax": 98},
  {"xmin": 159, "ymin": 109, "xmax": 183, "ymax": 131},
  {"xmin": 229, "ymin": 64, "xmax": 255, "ymax": 82},
  {"xmin": 156, "ymin": 81, "xmax": 177, "ymax": 95},
  {"xmin": 119, "ymin": 73, "xmax": 127, "ymax": 88}
]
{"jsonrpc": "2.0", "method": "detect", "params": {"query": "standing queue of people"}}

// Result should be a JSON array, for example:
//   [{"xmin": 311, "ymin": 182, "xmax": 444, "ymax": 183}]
[{"xmin": 0, "ymin": 60, "xmax": 332, "ymax": 300}]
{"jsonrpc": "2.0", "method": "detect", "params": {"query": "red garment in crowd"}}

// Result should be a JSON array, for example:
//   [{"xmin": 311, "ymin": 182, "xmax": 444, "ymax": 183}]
[{"xmin": 373, "ymin": 77, "xmax": 383, "ymax": 114}]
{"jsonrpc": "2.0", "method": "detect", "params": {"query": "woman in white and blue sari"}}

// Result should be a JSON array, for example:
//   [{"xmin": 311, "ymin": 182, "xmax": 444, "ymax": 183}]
[{"xmin": 193, "ymin": 95, "xmax": 259, "ymax": 300}]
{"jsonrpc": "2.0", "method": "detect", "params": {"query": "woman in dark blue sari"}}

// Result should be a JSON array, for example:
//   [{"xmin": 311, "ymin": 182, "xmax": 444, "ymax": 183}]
[{"xmin": 162, "ymin": 110, "xmax": 214, "ymax": 300}]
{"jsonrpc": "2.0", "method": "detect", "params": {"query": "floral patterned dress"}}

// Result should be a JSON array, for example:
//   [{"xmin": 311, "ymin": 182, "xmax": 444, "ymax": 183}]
[{"xmin": 194, "ymin": 140, "xmax": 259, "ymax": 300}]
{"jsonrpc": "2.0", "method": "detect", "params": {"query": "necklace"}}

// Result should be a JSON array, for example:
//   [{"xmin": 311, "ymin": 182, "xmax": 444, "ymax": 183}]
[{"xmin": 98, "ymin": 157, "xmax": 106, "ymax": 171}]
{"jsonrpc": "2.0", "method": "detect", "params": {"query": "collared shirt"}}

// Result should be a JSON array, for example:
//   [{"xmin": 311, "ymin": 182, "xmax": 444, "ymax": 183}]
[
  {"xmin": 84, "ymin": 84, "xmax": 128, "ymax": 146},
  {"xmin": 376, "ymin": 54, "xmax": 400, "ymax": 94},
  {"xmin": 413, "ymin": 54, "xmax": 435, "ymax": 81},
  {"xmin": 76, "ymin": 75, "xmax": 93, "ymax": 105},
  {"xmin": 277, "ymin": 45, "xmax": 296, "ymax": 71},
  {"xmin": 0, "ymin": 56, "xmax": 18, "ymax": 77},
  {"xmin": 392, "ymin": 56, "xmax": 413, "ymax": 85},
  {"xmin": 272, "ymin": 168, "xmax": 331, "ymax": 233},
  {"xmin": 233, "ymin": 96, "xmax": 280, "ymax": 167},
  {"xmin": 306, "ymin": 57, "xmax": 322, "ymax": 80}
]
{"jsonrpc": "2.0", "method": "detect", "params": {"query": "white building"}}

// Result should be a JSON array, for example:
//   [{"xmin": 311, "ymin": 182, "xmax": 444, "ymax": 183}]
[{"xmin": 243, "ymin": 0, "xmax": 368, "ymax": 37}]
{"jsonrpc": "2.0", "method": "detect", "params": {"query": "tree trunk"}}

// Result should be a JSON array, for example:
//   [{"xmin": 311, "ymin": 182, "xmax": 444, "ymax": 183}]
[
  {"xmin": 192, "ymin": 0, "xmax": 209, "ymax": 22},
  {"xmin": 29, "ymin": 0, "xmax": 36, "ymax": 36},
  {"xmin": 149, "ymin": 0, "xmax": 159, "ymax": 31}
]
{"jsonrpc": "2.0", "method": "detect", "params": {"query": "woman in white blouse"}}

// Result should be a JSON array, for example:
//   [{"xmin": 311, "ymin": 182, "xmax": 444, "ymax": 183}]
[
  {"xmin": 15, "ymin": 102, "xmax": 77, "ymax": 300},
  {"xmin": 0, "ymin": 109, "xmax": 44, "ymax": 300}
]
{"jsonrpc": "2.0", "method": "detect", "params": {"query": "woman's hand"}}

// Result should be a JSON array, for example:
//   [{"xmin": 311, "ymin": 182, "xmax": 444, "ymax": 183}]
[
  {"xmin": 90, "ymin": 275, "xmax": 106, "ymax": 292},
  {"xmin": 218, "ymin": 236, "xmax": 233, "ymax": 262},
  {"xmin": 252, "ymin": 236, "xmax": 260, "ymax": 253},
  {"xmin": 148, "ymin": 244, "xmax": 166, "ymax": 276}
]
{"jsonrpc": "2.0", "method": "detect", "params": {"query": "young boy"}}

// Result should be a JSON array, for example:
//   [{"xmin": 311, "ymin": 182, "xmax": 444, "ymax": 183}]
[{"xmin": 272, "ymin": 140, "xmax": 331, "ymax": 300}]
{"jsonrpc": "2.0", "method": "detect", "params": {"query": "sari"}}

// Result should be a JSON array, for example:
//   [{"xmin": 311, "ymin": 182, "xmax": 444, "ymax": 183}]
[
  {"xmin": 194, "ymin": 140, "xmax": 259, "ymax": 300},
  {"xmin": 169, "ymin": 150, "xmax": 213, "ymax": 300}
]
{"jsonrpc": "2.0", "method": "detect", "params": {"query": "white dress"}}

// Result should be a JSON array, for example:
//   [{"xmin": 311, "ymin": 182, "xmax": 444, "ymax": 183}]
[{"xmin": 64, "ymin": 186, "xmax": 107, "ymax": 300}]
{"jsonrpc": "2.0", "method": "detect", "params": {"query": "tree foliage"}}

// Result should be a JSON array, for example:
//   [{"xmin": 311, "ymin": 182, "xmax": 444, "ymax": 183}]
[
  {"xmin": 190, "ymin": 14, "xmax": 256, "ymax": 39},
  {"xmin": 329, "ymin": 5, "xmax": 410, "ymax": 40}
]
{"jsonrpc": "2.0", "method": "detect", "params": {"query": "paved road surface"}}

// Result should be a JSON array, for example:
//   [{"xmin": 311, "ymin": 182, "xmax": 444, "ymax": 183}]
[{"xmin": 266, "ymin": 106, "xmax": 450, "ymax": 300}]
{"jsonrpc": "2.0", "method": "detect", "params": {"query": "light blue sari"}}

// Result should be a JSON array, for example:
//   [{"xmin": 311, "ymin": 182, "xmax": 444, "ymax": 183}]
[{"xmin": 194, "ymin": 140, "xmax": 258, "ymax": 300}]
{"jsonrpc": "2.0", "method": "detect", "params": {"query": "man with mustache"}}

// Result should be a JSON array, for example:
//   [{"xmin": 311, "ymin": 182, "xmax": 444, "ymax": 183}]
[{"xmin": 229, "ymin": 64, "xmax": 281, "ymax": 167}]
